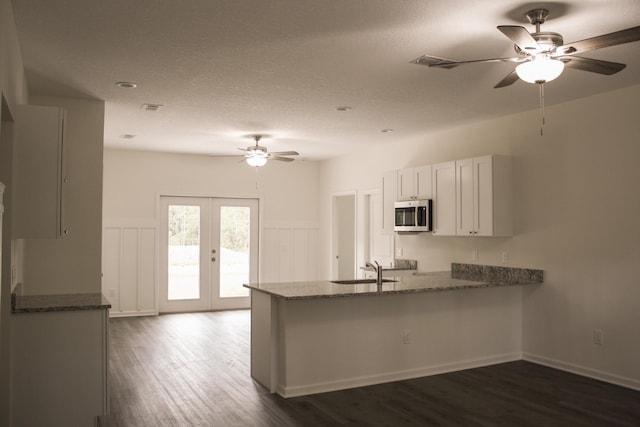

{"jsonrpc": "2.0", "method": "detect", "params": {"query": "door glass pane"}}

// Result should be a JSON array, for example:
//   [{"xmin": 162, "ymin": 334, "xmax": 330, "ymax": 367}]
[
  {"xmin": 219, "ymin": 206, "xmax": 250, "ymax": 298},
  {"xmin": 167, "ymin": 205, "xmax": 200, "ymax": 300}
]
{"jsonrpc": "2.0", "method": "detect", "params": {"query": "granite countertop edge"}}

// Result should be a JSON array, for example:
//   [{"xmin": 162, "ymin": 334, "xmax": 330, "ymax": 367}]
[
  {"xmin": 245, "ymin": 280, "xmax": 538, "ymax": 301},
  {"xmin": 11, "ymin": 292, "xmax": 112, "ymax": 314},
  {"xmin": 244, "ymin": 264, "xmax": 543, "ymax": 301}
]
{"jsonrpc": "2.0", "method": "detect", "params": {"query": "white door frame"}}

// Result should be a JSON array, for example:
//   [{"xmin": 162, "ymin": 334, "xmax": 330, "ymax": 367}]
[
  {"xmin": 157, "ymin": 194, "xmax": 260, "ymax": 313},
  {"xmin": 330, "ymin": 190, "xmax": 357, "ymax": 280}
]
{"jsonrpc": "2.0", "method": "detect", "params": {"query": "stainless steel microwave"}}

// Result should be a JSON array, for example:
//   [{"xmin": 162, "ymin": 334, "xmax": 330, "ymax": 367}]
[{"xmin": 394, "ymin": 200, "xmax": 433, "ymax": 232}]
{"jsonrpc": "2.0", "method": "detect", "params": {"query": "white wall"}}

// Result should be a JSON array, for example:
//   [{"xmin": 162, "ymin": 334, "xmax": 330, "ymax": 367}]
[
  {"xmin": 102, "ymin": 149, "xmax": 321, "ymax": 315},
  {"xmin": 317, "ymin": 84, "xmax": 640, "ymax": 389},
  {"xmin": 0, "ymin": 0, "xmax": 28, "ymax": 423}
]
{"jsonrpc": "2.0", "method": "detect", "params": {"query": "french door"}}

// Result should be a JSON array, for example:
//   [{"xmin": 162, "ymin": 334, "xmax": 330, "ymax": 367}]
[{"xmin": 159, "ymin": 196, "xmax": 259, "ymax": 313}]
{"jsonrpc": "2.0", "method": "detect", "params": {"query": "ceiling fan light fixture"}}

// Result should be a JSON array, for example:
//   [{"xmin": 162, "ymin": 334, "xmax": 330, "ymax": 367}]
[
  {"xmin": 516, "ymin": 55, "xmax": 565, "ymax": 84},
  {"xmin": 246, "ymin": 155, "xmax": 267, "ymax": 167}
]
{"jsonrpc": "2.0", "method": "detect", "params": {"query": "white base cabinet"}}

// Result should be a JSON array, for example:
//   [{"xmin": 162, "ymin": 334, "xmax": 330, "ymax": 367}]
[{"xmin": 11, "ymin": 309, "xmax": 109, "ymax": 427}]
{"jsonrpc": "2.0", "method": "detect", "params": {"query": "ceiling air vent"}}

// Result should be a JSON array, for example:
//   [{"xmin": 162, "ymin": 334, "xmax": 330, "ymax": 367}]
[{"xmin": 141, "ymin": 103, "xmax": 163, "ymax": 111}]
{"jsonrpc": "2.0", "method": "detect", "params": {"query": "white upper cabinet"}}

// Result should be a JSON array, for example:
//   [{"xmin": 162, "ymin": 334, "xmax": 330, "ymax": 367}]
[
  {"xmin": 381, "ymin": 170, "xmax": 397, "ymax": 235},
  {"xmin": 13, "ymin": 105, "xmax": 67, "ymax": 239},
  {"xmin": 431, "ymin": 161, "xmax": 456, "ymax": 236},
  {"xmin": 455, "ymin": 155, "xmax": 512, "ymax": 237},
  {"xmin": 455, "ymin": 158, "xmax": 475, "ymax": 236},
  {"xmin": 397, "ymin": 165, "xmax": 432, "ymax": 200}
]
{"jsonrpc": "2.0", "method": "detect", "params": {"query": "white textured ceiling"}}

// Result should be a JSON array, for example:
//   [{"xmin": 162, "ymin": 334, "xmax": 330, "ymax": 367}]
[{"xmin": 11, "ymin": 0, "xmax": 640, "ymax": 160}]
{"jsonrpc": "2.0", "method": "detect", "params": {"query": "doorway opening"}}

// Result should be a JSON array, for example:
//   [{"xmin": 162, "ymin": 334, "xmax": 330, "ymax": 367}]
[{"xmin": 331, "ymin": 192, "xmax": 356, "ymax": 280}]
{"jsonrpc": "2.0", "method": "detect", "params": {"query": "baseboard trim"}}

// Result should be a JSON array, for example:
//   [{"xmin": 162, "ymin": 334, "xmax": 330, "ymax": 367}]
[
  {"xmin": 277, "ymin": 352, "xmax": 522, "ymax": 398},
  {"xmin": 109, "ymin": 310, "xmax": 157, "ymax": 318},
  {"xmin": 523, "ymin": 352, "xmax": 640, "ymax": 392}
]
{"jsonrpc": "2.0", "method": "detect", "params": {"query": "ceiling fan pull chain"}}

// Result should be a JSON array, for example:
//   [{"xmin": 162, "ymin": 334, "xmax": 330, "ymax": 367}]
[
  {"xmin": 255, "ymin": 167, "xmax": 259, "ymax": 190},
  {"xmin": 538, "ymin": 82, "xmax": 546, "ymax": 136}
]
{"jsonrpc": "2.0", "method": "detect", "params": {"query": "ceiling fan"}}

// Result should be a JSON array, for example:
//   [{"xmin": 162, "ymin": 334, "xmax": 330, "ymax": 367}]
[
  {"xmin": 411, "ymin": 8, "xmax": 640, "ymax": 88},
  {"xmin": 215, "ymin": 135, "xmax": 299, "ymax": 167}
]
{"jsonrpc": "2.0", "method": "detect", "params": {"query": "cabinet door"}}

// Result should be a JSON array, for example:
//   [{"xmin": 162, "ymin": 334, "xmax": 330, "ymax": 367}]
[
  {"xmin": 431, "ymin": 161, "xmax": 456, "ymax": 236},
  {"xmin": 414, "ymin": 165, "xmax": 432, "ymax": 199},
  {"xmin": 456, "ymin": 158, "xmax": 474, "ymax": 236},
  {"xmin": 473, "ymin": 155, "xmax": 494, "ymax": 236},
  {"xmin": 397, "ymin": 168, "xmax": 415, "ymax": 201},
  {"xmin": 381, "ymin": 170, "xmax": 397, "ymax": 235},
  {"xmin": 398, "ymin": 165, "xmax": 432, "ymax": 200},
  {"xmin": 13, "ymin": 105, "xmax": 66, "ymax": 238}
]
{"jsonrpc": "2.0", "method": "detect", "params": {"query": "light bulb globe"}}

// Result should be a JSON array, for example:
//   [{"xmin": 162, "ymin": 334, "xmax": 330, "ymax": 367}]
[
  {"xmin": 516, "ymin": 56, "xmax": 565, "ymax": 84},
  {"xmin": 246, "ymin": 156, "xmax": 267, "ymax": 167}
]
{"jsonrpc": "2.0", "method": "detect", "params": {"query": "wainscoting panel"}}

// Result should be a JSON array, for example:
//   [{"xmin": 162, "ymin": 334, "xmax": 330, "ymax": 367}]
[
  {"xmin": 103, "ymin": 220, "xmax": 319, "ymax": 317},
  {"xmin": 261, "ymin": 222, "xmax": 320, "ymax": 284},
  {"xmin": 102, "ymin": 228, "xmax": 121, "ymax": 312},
  {"xmin": 102, "ymin": 220, "xmax": 157, "ymax": 317}
]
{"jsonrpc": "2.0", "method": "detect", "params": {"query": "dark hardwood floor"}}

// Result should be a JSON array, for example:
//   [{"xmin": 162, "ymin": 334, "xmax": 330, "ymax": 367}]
[{"xmin": 99, "ymin": 310, "xmax": 640, "ymax": 426}]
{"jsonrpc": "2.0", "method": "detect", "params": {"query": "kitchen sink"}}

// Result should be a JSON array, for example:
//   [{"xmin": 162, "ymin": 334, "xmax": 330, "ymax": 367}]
[{"xmin": 331, "ymin": 279, "xmax": 398, "ymax": 285}]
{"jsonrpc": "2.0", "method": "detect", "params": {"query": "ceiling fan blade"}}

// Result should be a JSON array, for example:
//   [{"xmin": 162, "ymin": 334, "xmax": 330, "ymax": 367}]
[
  {"xmin": 208, "ymin": 154, "xmax": 244, "ymax": 158},
  {"xmin": 270, "ymin": 156, "xmax": 295, "ymax": 162},
  {"xmin": 494, "ymin": 70, "xmax": 519, "ymax": 88},
  {"xmin": 269, "ymin": 151, "xmax": 299, "ymax": 156},
  {"xmin": 555, "ymin": 26, "xmax": 640, "ymax": 56},
  {"xmin": 428, "ymin": 56, "xmax": 526, "ymax": 68},
  {"xmin": 561, "ymin": 56, "xmax": 626, "ymax": 75},
  {"xmin": 410, "ymin": 54, "xmax": 460, "ymax": 69},
  {"xmin": 497, "ymin": 25, "xmax": 541, "ymax": 53}
]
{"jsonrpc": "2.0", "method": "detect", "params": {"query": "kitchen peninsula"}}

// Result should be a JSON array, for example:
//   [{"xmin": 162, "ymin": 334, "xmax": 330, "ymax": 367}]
[{"xmin": 245, "ymin": 263, "xmax": 542, "ymax": 397}]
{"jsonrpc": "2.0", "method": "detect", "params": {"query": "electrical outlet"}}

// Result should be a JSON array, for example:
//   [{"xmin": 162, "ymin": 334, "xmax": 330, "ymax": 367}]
[
  {"xmin": 593, "ymin": 329, "xmax": 604, "ymax": 345},
  {"xmin": 396, "ymin": 247, "xmax": 403, "ymax": 257},
  {"xmin": 502, "ymin": 251, "xmax": 509, "ymax": 263},
  {"xmin": 403, "ymin": 329, "xmax": 412, "ymax": 344},
  {"xmin": 472, "ymin": 250, "xmax": 478, "ymax": 262}
]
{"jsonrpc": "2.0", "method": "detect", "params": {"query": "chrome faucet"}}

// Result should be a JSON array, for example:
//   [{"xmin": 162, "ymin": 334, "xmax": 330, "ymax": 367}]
[{"xmin": 365, "ymin": 261, "xmax": 382, "ymax": 287}]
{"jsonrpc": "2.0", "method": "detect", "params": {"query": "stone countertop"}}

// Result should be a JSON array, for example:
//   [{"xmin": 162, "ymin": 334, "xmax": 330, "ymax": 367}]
[
  {"xmin": 12, "ymin": 292, "xmax": 112, "ymax": 313},
  {"xmin": 243, "ymin": 264, "xmax": 543, "ymax": 301}
]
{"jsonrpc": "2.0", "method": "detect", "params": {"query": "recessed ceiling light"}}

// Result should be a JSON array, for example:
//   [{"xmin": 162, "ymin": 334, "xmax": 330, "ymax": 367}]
[
  {"xmin": 380, "ymin": 129, "xmax": 394, "ymax": 133},
  {"xmin": 115, "ymin": 81, "xmax": 137, "ymax": 89},
  {"xmin": 336, "ymin": 106, "xmax": 352, "ymax": 111}
]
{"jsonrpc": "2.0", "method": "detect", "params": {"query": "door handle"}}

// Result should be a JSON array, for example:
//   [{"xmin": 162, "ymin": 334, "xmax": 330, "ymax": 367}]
[{"xmin": 211, "ymin": 257, "xmax": 216, "ymax": 262}]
